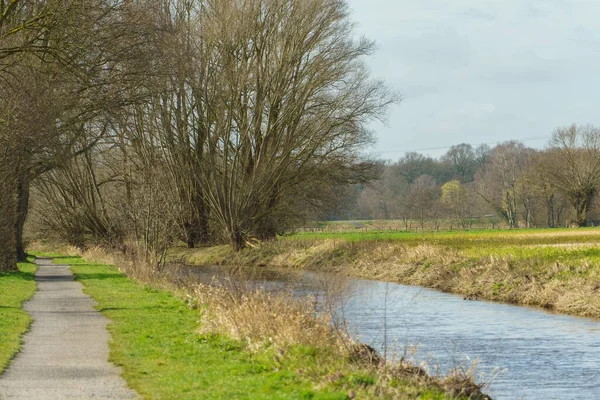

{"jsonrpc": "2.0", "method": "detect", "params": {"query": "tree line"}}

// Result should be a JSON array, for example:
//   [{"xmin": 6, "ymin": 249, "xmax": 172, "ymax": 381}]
[
  {"xmin": 0, "ymin": 0, "xmax": 395, "ymax": 271},
  {"xmin": 326, "ymin": 125, "xmax": 600, "ymax": 230}
]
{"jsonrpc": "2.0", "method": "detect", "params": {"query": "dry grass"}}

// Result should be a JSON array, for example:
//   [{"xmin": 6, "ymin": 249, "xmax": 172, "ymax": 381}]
[
  {"xmin": 190, "ymin": 268, "xmax": 490, "ymax": 399},
  {"xmin": 27, "ymin": 240, "xmax": 82, "ymax": 258},
  {"xmin": 193, "ymin": 283, "xmax": 342, "ymax": 351},
  {"xmin": 29, "ymin": 241, "xmax": 194, "ymax": 293},
  {"xmin": 171, "ymin": 231, "xmax": 600, "ymax": 319}
]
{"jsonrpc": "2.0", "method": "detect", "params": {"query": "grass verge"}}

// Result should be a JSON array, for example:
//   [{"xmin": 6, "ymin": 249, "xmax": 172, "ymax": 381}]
[
  {"xmin": 0, "ymin": 260, "xmax": 38, "ymax": 374},
  {"xmin": 59, "ymin": 255, "xmax": 485, "ymax": 399}
]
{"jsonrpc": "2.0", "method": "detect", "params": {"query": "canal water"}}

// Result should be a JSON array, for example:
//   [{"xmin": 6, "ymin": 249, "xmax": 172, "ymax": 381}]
[{"xmin": 187, "ymin": 265, "xmax": 600, "ymax": 400}]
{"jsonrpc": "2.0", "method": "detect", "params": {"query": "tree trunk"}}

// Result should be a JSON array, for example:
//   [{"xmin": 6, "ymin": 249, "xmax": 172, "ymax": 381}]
[
  {"xmin": 185, "ymin": 215, "xmax": 209, "ymax": 248},
  {"xmin": 505, "ymin": 191, "xmax": 518, "ymax": 229},
  {"xmin": 0, "ymin": 173, "xmax": 17, "ymax": 272},
  {"xmin": 15, "ymin": 174, "xmax": 30, "ymax": 262},
  {"xmin": 546, "ymin": 194, "xmax": 555, "ymax": 228},
  {"xmin": 184, "ymin": 194, "xmax": 210, "ymax": 248},
  {"xmin": 573, "ymin": 193, "xmax": 590, "ymax": 227},
  {"xmin": 231, "ymin": 230, "xmax": 245, "ymax": 251}
]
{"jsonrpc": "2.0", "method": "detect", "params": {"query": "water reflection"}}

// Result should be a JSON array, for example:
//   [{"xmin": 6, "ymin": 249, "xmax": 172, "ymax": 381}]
[{"xmin": 187, "ymin": 265, "xmax": 600, "ymax": 400}]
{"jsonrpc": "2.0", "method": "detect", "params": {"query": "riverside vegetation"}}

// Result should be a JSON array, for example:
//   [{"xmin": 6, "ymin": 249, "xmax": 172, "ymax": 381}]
[
  {"xmin": 169, "ymin": 227, "xmax": 600, "ymax": 319},
  {"xmin": 26, "ymin": 247, "xmax": 490, "ymax": 399}
]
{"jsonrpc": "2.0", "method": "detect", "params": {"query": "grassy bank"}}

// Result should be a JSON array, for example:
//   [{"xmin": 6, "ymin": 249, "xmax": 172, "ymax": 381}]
[
  {"xmin": 170, "ymin": 228, "xmax": 600, "ymax": 319},
  {"xmin": 57, "ymin": 255, "xmax": 482, "ymax": 399},
  {"xmin": 0, "ymin": 260, "xmax": 37, "ymax": 373}
]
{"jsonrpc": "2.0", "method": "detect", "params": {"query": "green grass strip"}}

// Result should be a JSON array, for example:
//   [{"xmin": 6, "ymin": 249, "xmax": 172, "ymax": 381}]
[
  {"xmin": 65, "ymin": 257, "xmax": 360, "ymax": 400},
  {"xmin": 0, "ymin": 260, "xmax": 38, "ymax": 373}
]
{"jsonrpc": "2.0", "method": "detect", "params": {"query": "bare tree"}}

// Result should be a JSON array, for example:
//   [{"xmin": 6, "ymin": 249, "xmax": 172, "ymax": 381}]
[
  {"xmin": 474, "ymin": 144, "xmax": 491, "ymax": 169},
  {"xmin": 21, "ymin": 0, "xmax": 394, "ymax": 259},
  {"xmin": 396, "ymin": 152, "xmax": 438, "ymax": 184},
  {"xmin": 0, "ymin": 0, "xmax": 161, "ymax": 264},
  {"xmin": 407, "ymin": 175, "xmax": 438, "ymax": 229},
  {"xmin": 544, "ymin": 124, "xmax": 600, "ymax": 227},
  {"xmin": 441, "ymin": 143, "xmax": 477, "ymax": 182},
  {"xmin": 194, "ymin": 0, "xmax": 396, "ymax": 249},
  {"xmin": 475, "ymin": 141, "xmax": 528, "ymax": 228}
]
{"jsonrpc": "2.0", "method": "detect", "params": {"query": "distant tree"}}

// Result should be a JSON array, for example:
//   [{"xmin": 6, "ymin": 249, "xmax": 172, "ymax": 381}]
[
  {"xmin": 407, "ymin": 175, "xmax": 439, "ymax": 229},
  {"xmin": 441, "ymin": 143, "xmax": 477, "ymax": 182},
  {"xmin": 543, "ymin": 124, "xmax": 600, "ymax": 227},
  {"xmin": 529, "ymin": 151, "xmax": 569, "ymax": 228},
  {"xmin": 440, "ymin": 180, "xmax": 471, "ymax": 227},
  {"xmin": 474, "ymin": 144, "xmax": 492, "ymax": 168},
  {"xmin": 506, "ymin": 147, "xmax": 537, "ymax": 228},
  {"xmin": 396, "ymin": 152, "xmax": 437, "ymax": 184},
  {"xmin": 475, "ymin": 141, "xmax": 529, "ymax": 228}
]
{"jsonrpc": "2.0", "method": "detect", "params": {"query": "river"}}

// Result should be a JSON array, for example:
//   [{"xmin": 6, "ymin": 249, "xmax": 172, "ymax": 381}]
[{"xmin": 186, "ymin": 265, "xmax": 600, "ymax": 400}]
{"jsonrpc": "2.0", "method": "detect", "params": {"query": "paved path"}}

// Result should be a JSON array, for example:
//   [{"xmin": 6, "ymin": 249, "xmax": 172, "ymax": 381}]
[{"xmin": 0, "ymin": 259, "xmax": 138, "ymax": 399}]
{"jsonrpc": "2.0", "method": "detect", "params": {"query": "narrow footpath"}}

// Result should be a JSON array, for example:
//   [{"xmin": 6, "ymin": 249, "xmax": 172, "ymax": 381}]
[{"xmin": 0, "ymin": 259, "xmax": 137, "ymax": 399}]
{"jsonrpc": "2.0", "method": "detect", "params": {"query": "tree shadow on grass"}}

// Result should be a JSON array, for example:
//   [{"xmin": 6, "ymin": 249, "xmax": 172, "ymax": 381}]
[
  {"xmin": 73, "ymin": 273, "xmax": 125, "ymax": 281},
  {"xmin": 0, "ymin": 271, "xmax": 35, "ymax": 280},
  {"xmin": 36, "ymin": 275, "xmax": 75, "ymax": 283},
  {"xmin": 98, "ymin": 306, "xmax": 167, "ymax": 312}
]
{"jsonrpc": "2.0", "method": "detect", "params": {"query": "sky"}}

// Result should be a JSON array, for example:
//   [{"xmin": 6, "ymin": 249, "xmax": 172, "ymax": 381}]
[{"xmin": 347, "ymin": 0, "xmax": 600, "ymax": 159}]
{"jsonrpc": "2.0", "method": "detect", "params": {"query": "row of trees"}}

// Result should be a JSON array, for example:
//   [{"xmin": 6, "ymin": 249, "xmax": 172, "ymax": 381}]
[
  {"xmin": 1, "ymin": 0, "xmax": 152, "ymax": 269},
  {"xmin": 329, "ymin": 125, "xmax": 600, "ymax": 230},
  {"xmin": 1, "ymin": 0, "xmax": 394, "ymax": 271}
]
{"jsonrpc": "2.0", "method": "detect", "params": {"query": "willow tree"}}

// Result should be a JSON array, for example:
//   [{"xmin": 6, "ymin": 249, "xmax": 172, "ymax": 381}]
[{"xmin": 193, "ymin": 0, "xmax": 396, "ymax": 249}]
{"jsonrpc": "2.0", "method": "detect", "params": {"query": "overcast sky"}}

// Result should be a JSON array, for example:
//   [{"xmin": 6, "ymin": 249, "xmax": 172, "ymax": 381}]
[{"xmin": 348, "ymin": 0, "xmax": 600, "ymax": 159}]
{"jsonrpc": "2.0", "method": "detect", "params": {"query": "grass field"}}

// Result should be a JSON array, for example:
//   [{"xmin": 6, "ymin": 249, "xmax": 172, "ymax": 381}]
[
  {"xmin": 172, "ymin": 227, "xmax": 600, "ymax": 319},
  {"xmin": 58, "ymin": 256, "xmax": 474, "ymax": 400},
  {"xmin": 289, "ymin": 227, "xmax": 600, "ymax": 262},
  {"xmin": 0, "ymin": 260, "xmax": 37, "ymax": 374}
]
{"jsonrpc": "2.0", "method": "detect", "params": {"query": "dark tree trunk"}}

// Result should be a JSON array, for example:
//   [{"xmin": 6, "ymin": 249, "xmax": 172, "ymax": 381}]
[
  {"xmin": 546, "ymin": 193, "xmax": 555, "ymax": 228},
  {"xmin": 256, "ymin": 222, "xmax": 278, "ymax": 241},
  {"xmin": 573, "ymin": 194, "xmax": 590, "ymax": 227},
  {"xmin": 232, "ymin": 230, "xmax": 244, "ymax": 251},
  {"xmin": 0, "ymin": 173, "xmax": 17, "ymax": 272},
  {"xmin": 185, "ymin": 229, "xmax": 195, "ymax": 249},
  {"xmin": 15, "ymin": 175, "xmax": 30, "ymax": 262},
  {"xmin": 185, "ymin": 194, "xmax": 210, "ymax": 248}
]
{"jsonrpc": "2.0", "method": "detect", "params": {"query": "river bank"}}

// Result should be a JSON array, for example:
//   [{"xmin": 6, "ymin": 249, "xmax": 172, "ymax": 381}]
[{"xmin": 169, "ymin": 228, "xmax": 600, "ymax": 319}]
